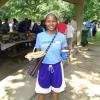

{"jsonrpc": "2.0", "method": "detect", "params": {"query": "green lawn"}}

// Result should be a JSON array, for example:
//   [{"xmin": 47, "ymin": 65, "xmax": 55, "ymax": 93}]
[{"xmin": 88, "ymin": 31, "xmax": 100, "ymax": 46}]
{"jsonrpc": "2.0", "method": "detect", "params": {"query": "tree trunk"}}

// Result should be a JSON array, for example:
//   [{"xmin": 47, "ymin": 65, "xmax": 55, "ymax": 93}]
[{"xmin": 0, "ymin": 0, "xmax": 9, "ymax": 6}]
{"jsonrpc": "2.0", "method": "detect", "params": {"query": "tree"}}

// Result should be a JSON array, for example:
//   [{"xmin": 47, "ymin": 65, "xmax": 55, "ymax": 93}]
[
  {"xmin": 84, "ymin": 0, "xmax": 100, "ymax": 21},
  {"xmin": 0, "ymin": 0, "xmax": 74, "ymax": 21}
]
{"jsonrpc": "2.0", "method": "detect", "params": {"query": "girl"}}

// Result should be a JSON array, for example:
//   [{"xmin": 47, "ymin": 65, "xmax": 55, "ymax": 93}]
[
  {"xmin": 35, "ymin": 13, "xmax": 67, "ymax": 100},
  {"xmin": 65, "ymin": 19, "xmax": 74, "ymax": 51}
]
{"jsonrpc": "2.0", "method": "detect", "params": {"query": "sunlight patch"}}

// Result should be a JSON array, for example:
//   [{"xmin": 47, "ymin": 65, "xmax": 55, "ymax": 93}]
[{"xmin": 64, "ymin": 72, "xmax": 100, "ymax": 97}]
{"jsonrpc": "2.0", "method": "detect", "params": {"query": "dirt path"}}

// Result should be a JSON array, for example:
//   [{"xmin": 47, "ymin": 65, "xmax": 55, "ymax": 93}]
[
  {"xmin": 0, "ymin": 45, "xmax": 100, "ymax": 100},
  {"xmin": 61, "ymin": 46, "xmax": 100, "ymax": 100}
]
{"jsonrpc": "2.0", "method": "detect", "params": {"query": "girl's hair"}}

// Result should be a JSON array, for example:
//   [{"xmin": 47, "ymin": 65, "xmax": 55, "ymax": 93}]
[{"xmin": 44, "ymin": 13, "xmax": 58, "ymax": 21}]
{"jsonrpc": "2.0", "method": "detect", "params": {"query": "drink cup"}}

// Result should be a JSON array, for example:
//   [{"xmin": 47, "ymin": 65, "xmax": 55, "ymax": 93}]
[{"xmin": 61, "ymin": 50, "xmax": 69, "ymax": 60}]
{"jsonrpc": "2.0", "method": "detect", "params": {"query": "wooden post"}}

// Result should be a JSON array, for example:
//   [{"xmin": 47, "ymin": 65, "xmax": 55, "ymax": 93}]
[
  {"xmin": 75, "ymin": 0, "xmax": 84, "ymax": 46},
  {"xmin": 62, "ymin": 0, "xmax": 84, "ymax": 46}
]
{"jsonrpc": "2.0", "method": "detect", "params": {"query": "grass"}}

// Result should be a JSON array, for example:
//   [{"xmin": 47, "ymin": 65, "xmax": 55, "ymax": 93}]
[{"xmin": 88, "ymin": 31, "xmax": 100, "ymax": 46}]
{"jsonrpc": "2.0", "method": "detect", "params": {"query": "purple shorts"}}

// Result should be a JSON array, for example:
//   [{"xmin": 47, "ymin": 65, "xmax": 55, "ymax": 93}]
[{"xmin": 35, "ymin": 62, "xmax": 66, "ymax": 94}]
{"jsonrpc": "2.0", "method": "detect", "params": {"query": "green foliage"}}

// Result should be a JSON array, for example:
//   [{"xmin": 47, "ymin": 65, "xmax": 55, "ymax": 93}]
[
  {"xmin": 0, "ymin": 0, "xmax": 99, "ymax": 22},
  {"xmin": 0, "ymin": 0, "xmax": 75, "ymax": 21},
  {"xmin": 88, "ymin": 31, "xmax": 100, "ymax": 45},
  {"xmin": 84, "ymin": 0, "xmax": 100, "ymax": 21}
]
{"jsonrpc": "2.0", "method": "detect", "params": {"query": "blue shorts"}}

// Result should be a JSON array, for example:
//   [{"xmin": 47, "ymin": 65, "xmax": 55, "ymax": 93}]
[{"xmin": 35, "ymin": 62, "xmax": 66, "ymax": 94}]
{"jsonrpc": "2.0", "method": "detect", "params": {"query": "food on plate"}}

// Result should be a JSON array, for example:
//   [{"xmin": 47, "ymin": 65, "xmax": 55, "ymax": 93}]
[{"xmin": 25, "ymin": 51, "xmax": 46, "ymax": 60}]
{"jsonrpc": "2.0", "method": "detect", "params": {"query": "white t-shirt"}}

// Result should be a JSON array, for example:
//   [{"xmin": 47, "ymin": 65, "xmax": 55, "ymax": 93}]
[
  {"xmin": 66, "ymin": 24, "xmax": 74, "ymax": 38},
  {"xmin": 9, "ymin": 23, "xmax": 13, "ymax": 32},
  {"xmin": 30, "ymin": 22, "xmax": 34, "ymax": 30}
]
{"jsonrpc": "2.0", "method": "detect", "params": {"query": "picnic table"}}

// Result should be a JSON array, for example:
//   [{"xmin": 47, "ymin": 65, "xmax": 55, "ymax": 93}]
[
  {"xmin": 0, "ymin": 39, "xmax": 36, "ymax": 57},
  {"xmin": 0, "ymin": 39, "xmax": 35, "ymax": 51},
  {"xmin": 0, "ymin": 32, "xmax": 36, "ymax": 51}
]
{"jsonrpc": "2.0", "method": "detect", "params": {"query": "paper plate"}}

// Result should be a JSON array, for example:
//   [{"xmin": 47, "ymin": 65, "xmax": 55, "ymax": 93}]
[
  {"xmin": 61, "ymin": 50, "xmax": 69, "ymax": 52},
  {"xmin": 25, "ymin": 51, "xmax": 46, "ymax": 60}
]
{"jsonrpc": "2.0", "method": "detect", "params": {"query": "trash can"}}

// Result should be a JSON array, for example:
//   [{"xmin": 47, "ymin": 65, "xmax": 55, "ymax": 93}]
[{"xmin": 81, "ymin": 29, "xmax": 88, "ymax": 46}]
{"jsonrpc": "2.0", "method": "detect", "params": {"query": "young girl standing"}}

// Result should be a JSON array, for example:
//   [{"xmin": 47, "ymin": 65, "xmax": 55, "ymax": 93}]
[{"xmin": 35, "ymin": 13, "xmax": 68, "ymax": 100}]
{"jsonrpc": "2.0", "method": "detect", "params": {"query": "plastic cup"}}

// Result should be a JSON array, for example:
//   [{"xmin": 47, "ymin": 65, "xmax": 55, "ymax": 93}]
[{"xmin": 61, "ymin": 50, "xmax": 69, "ymax": 60}]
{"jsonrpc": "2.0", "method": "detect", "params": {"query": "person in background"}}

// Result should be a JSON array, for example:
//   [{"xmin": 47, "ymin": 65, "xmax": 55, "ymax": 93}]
[
  {"xmin": 70, "ymin": 18, "xmax": 77, "ymax": 48},
  {"xmin": 85, "ymin": 21, "xmax": 92, "ymax": 38},
  {"xmin": 9, "ymin": 20, "xmax": 13, "ymax": 32},
  {"xmin": 24, "ymin": 18, "xmax": 30, "ymax": 33},
  {"xmin": 65, "ymin": 19, "xmax": 74, "ymax": 51},
  {"xmin": 56, "ymin": 18, "xmax": 67, "ymax": 34},
  {"xmin": 18, "ymin": 20, "xmax": 25, "ymax": 33},
  {"xmin": 39, "ymin": 19, "xmax": 46, "ymax": 32},
  {"xmin": 34, "ymin": 13, "xmax": 67, "ymax": 100},
  {"xmin": 31, "ymin": 23, "xmax": 41, "ymax": 35},
  {"xmin": 18, "ymin": 18, "xmax": 30, "ymax": 33},
  {"xmin": 0, "ymin": 19, "xmax": 2, "ymax": 33},
  {"xmin": 1, "ymin": 18, "xmax": 10, "ymax": 34},
  {"xmin": 30, "ymin": 20, "xmax": 34, "ymax": 32},
  {"xmin": 92, "ymin": 22, "xmax": 97, "ymax": 39},
  {"xmin": 12, "ymin": 18, "xmax": 19, "ymax": 32}
]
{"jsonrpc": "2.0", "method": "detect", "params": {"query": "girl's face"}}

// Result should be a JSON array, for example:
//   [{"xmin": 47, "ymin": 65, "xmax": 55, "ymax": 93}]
[{"xmin": 45, "ymin": 14, "xmax": 57, "ymax": 32}]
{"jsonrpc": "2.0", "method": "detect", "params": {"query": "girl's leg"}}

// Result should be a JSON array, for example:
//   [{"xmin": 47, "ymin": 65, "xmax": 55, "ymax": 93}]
[
  {"xmin": 51, "ymin": 91, "xmax": 59, "ymax": 100},
  {"xmin": 38, "ymin": 94, "xmax": 45, "ymax": 100}
]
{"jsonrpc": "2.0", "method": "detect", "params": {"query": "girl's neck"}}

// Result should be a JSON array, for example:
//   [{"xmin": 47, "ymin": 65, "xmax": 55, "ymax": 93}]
[{"xmin": 47, "ymin": 30, "xmax": 56, "ymax": 34}]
